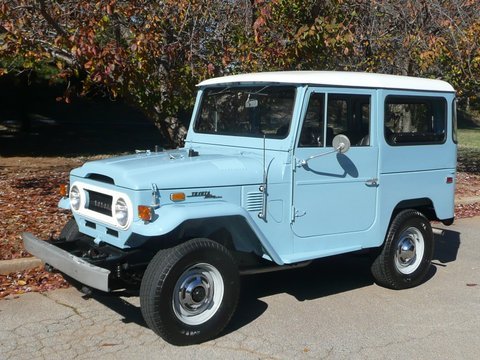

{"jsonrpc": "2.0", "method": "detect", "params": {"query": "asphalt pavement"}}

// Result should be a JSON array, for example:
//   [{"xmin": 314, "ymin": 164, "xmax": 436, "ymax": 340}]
[{"xmin": 1, "ymin": 217, "xmax": 479, "ymax": 359}]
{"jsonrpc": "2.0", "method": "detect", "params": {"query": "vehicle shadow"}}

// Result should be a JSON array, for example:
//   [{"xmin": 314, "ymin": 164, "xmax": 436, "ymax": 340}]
[
  {"xmin": 432, "ymin": 227, "xmax": 461, "ymax": 265},
  {"xmin": 224, "ymin": 253, "xmax": 374, "ymax": 335},
  {"xmin": 86, "ymin": 253, "xmax": 375, "ymax": 335},
  {"xmin": 417, "ymin": 227, "xmax": 461, "ymax": 284},
  {"xmin": 85, "ymin": 289, "xmax": 147, "ymax": 328},
  {"xmin": 86, "ymin": 227, "xmax": 461, "ymax": 338}
]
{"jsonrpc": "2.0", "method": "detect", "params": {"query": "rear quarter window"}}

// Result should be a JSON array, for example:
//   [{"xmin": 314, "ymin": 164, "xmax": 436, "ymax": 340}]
[{"xmin": 384, "ymin": 96, "xmax": 447, "ymax": 145}]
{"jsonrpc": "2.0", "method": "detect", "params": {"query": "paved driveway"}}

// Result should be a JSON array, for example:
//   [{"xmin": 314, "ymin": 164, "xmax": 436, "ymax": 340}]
[{"xmin": 1, "ymin": 217, "xmax": 479, "ymax": 359}]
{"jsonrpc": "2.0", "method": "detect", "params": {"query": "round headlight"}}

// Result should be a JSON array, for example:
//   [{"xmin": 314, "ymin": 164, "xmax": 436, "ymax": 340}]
[
  {"xmin": 114, "ymin": 198, "xmax": 129, "ymax": 227},
  {"xmin": 70, "ymin": 185, "xmax": 81, "ymax": 210}
]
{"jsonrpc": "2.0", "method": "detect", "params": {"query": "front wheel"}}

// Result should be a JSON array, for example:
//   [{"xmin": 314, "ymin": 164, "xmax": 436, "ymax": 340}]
[
  {"xmin": 59, "ymin": 218, "xmax": 81, "ymax": 241},
  {"xmin": 140, "ymin": 238, "xmax": 239, "ymax": 345},
  {"xmin": 371, "ymin": 209, "xmax": 434, "ymax": 290}
]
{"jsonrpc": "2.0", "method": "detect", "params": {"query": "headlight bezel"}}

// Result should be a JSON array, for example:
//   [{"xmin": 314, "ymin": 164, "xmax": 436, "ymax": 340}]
[
  {"xmin": 69, "ymin": 181, "xmax": 134, "ymax": 230},
  {"xmin": 70, "ymin": 185, "xmax": 81, "ymax": 211},
  {"xmin": 114, "ymin": 197, "xmax": 129, "ymax": 227}
]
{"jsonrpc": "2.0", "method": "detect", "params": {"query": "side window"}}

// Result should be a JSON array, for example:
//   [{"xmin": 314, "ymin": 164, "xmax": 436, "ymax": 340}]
[
  {"xmin": 299, "ymin": 93, "xmax": 325, "ymax": 147},
  {"xmin": 385, "ymin": 96, "xmax": 447, "ymax": 145},
  {"xmin": 326, "ymin": 94, "xmax": 371, "ymax": 146}
]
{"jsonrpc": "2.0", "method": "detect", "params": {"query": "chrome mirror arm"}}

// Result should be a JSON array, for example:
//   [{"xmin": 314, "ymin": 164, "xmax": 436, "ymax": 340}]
[
  {"xmin": 297, "ymin": 135, "xmax": 351, "ymax": 167},
  {"xmin": 299, "ymin": 148, "xmax": 339, "ymax": 166}
]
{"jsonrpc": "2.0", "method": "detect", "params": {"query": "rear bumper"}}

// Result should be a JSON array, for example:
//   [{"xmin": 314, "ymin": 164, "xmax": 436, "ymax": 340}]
[{"xmin": 22, "ymin": 232, "xmax": 111, "ymax": 292}]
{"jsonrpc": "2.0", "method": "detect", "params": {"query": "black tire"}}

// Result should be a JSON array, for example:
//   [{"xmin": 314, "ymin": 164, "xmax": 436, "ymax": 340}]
[
  {"xmin": 59, "ymin": 218, "xmax": 81, "ymax": 241},
  {"xmin": 371, "ymin": 209, "xmax": 434, "ymax": 290},
  {"xmin": 140, "ymin": 238, "xmax": 239, "ymax": 345}
]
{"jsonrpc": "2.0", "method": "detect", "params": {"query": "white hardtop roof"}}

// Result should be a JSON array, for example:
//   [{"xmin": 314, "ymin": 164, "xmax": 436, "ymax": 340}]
[{"xmin": 198, "ymin": 71, "xmax": 455, "ymax": 92}]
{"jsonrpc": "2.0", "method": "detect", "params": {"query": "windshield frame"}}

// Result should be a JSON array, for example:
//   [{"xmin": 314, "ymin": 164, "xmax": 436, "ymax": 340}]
[{"xmin": 192, "ymin": 85, "xmax": 297, "ymax": 140}]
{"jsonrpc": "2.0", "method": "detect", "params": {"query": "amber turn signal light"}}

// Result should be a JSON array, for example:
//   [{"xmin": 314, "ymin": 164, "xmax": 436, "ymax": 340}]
[
  {"xmin": 170, "ymin": 192, "xmax": 186, "ymax": 202},
  {"xmin": 59, "ymin": 184, "xmax": 69, "ymax": 197},
  {"xmin": 138, "ymin": 205, "xmax": 153, "ymax": 222}
]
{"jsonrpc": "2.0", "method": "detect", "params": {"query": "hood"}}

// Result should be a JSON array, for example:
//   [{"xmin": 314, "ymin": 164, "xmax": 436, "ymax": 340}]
[{"xmin": 71, "ymin": 150, "xmax": 263, "ymax": 190}]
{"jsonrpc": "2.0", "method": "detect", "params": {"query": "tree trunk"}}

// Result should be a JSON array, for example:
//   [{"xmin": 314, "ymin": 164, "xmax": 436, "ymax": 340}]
[
  {"xmin": 147, "ymin": 110, "xmax": 175, "ymax": 149},
  {"xmin": 147, "ymin": 110, "xmax": 187, "ymax": 149}
]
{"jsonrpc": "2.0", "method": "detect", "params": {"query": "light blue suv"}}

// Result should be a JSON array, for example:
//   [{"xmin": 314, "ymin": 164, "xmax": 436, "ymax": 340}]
[{"xmin": 23, "ymin": 71, "xmax": 457, "ymax": 345}]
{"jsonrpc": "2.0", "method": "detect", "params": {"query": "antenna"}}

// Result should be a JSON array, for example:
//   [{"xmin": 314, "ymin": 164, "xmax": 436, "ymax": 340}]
[
  {"xmin": 259, "ymin": 135, "xmax": 268, "ymax": 221},
  {"xmin": 263, "ymin": 134, "xmax": 267, "ymax": 185}
]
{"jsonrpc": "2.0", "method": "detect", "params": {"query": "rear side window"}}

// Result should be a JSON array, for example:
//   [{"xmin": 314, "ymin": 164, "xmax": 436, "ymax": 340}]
[{"xmin": 385, "ymin": 96, "xmax": 446, "ymax": 145}]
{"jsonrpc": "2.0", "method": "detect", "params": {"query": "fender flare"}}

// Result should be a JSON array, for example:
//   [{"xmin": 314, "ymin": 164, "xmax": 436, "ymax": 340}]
[{"xmin": 131, "ymin": 201, "xmax": 284, "ymax": 265}]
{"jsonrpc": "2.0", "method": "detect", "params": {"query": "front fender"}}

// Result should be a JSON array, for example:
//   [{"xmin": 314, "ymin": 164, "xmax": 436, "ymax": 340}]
[
  {"xmin": 58, "ymin": 197, "xmax": 70, "ymax": 209},
  {"xmin": 131, "ymin": 201, "xmax": 284, "ymax": 265}
]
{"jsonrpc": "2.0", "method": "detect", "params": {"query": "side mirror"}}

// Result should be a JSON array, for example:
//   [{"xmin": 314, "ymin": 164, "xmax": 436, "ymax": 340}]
[
  {"xmin": 299, "ymin": 134, "xmax": 351, "ymax": 166},
  {"xmin": 332, "ymin": 134, "xmax": 351, "ymax": 154}
]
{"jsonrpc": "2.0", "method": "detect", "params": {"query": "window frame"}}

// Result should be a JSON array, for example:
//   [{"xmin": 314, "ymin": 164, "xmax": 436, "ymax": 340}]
[
  {"xmin": 326, "ymin": 93, "xmax": 371, "ymax": 147},
  {"xmin": 384, "ymin": 95, "xmax": 448, "ymax": 146},
  {"xmin": 193, "ymin": 85, "xmax": 297, "ymax": 140},
  {"xmin": 297, "ymin": 91, "xmax": 372, "ymax": 148},
  {"xmin": 452, "ymin": 98, "xmax": 458, "ymax": 144},
  {"xmin": 298, "ymin": 92, "xmax": 326, "ymax": 148}
]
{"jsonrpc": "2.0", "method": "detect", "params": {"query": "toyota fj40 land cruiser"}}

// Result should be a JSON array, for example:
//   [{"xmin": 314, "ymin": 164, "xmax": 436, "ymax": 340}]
[{"xmin": 23, "ymin": 71, "xmax": 457, "ymax": 345}]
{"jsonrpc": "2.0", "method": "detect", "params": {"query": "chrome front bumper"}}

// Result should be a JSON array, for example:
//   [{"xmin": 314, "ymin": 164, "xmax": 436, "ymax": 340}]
[{"xmin": 22, "ymin": 233, "xmax": 111, "ymax": 292}]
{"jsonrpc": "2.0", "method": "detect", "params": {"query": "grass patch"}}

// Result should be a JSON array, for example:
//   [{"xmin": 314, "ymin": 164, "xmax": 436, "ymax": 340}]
[
  {"xmin": 458, "ymin": 128, "xmax": 480, "ymax": 148},
  {"xmin": 457, "ymin": 128, "xmax": 480, "ymax": 174}
]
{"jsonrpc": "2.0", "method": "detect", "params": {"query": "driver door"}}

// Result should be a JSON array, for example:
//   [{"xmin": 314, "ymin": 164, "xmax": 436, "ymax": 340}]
[{"xmin": 292, "ymin": 88, "xmax": 379, "ymax": 240}]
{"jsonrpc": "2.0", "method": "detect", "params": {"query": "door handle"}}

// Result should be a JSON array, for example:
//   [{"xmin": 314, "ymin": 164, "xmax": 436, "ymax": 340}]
[{"xmin": 365, "ymin": 178, "xmax": 379, "ymax": 186}]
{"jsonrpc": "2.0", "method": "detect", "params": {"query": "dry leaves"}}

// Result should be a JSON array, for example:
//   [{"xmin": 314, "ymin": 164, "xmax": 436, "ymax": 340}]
[
  {"xmin": 455, "ymin": 202, "xmax": 480, "ymax": 219},
  {"xmin": 0, "ymin": 165, "xmax": 73, "ymax": 297},
  {"xmin": 0, "ymin": 167, "xmax": 71, "ymax": 260},
  {"xmin": 455, "ymin": 173, "xmax": 480, "ymax": 198},
  {"xmin": 0, "ymin": 266, "xmax": 69, "ymax": 299}
]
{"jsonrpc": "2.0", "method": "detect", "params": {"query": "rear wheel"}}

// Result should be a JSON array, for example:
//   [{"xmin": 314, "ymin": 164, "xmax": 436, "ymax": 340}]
[
  {"xmin": 371, "ymin": 209, "xmax": 434, "ymax": 289},
  {"xmin": 140, "ymin": 238, "xmax": 239, "ymax": 345}
]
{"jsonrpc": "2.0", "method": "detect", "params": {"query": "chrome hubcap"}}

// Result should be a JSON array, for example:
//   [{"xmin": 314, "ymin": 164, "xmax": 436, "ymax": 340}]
[
  {"xmin": 397, "ymin": 237, "xmax": 416, "ymax": 265},
  {"xmin": 394, "ymin": 227, "xmax": 425, "ymax": 275},
  {"xmin": 173, "ymin": 263, "xmax": 224, "ymax": 325},
  {"xmin": 177, "ymin": 273, "xmax": 213, "ymax": 315}
]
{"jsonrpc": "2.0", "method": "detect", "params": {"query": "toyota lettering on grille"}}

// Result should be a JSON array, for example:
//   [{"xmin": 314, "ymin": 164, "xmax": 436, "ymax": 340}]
[
  {"xmin": 91, "ymin": 199, "xmax": 112, "ymax": 212},
  {"xmin": 87, "ymin": 190, "xmax": 113, "ymax": 216}
]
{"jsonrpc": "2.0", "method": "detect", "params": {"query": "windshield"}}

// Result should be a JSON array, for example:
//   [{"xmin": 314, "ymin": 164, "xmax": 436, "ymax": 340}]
[{"xmin": 194, "ymin": 85, "xmax": 296, "ymax": 139}]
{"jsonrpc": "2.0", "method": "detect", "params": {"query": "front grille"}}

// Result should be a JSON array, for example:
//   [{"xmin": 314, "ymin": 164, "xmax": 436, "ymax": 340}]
[{"xmin": 86, "ymin": 190, "xmax": 113, "ymax": 216}]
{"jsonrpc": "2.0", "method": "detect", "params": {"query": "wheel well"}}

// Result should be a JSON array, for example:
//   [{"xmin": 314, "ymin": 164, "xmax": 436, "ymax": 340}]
[
  {"xmin": 182, "ymin": 216, "xmax": 263, "ymax": 254},
  {"xmin": 143, "ymin": 215, "xmax": 264, "ymax": 257},
  {"xmin": 391, "ymin": 198, "xmax": 437, "ymax": 222}
]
